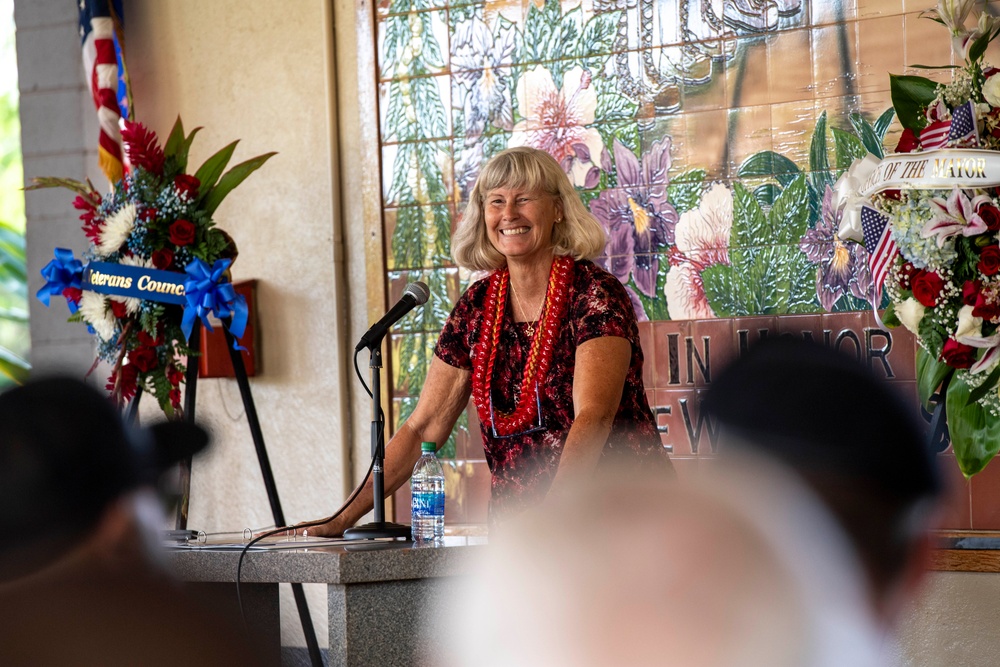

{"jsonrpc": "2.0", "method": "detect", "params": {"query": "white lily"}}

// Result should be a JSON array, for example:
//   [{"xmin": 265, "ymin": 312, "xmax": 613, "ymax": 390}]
[{"xmin": 937, "ymin": 0, "xmax": 976, "ymax": 34}]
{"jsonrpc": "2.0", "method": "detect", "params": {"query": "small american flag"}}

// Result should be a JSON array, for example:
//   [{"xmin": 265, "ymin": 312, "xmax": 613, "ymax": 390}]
[
  {"xmin": 948, "ymin": 100, "xmax": 979, "ymax": 145},
  {"xmin": 919, "ymin": 100, "xmax": 979, "ymax": 149},
  {"xmin": 78, "ymin": 0, "xmax": 130, "ymax": 184},
  {"xmin": 861, "ymin": 205, "xmax": 898, "ymax": 304}
]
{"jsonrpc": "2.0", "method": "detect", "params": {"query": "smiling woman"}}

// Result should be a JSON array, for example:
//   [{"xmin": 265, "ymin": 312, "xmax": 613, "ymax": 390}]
[{"xmin": 301, "ymin": 147, "xmax": 671, "ymax": 536}]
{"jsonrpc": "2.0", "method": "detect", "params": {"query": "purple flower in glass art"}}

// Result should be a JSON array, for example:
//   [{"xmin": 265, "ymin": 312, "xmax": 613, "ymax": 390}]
[
  {"xmin": 799, "ymin": 185, "xmax": 873, "ymax": 311},
  {"xmin": 591, "ymin": 139, "xmax": 678, "ymax": 299}
]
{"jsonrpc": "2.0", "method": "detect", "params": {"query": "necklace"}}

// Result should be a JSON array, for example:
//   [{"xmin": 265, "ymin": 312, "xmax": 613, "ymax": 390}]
[
  {"xmin": 471, "ymin": 255, "xmax": 574, "ymax": 437},
  {"xmin": 509, "ymin": 281, "xmax": 544, "ymax": 338}
]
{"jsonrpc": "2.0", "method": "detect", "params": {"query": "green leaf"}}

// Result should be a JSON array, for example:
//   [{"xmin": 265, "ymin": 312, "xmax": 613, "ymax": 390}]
[
  {"xmin": 769, "ymin": 174, "xmax": 810, "ymax": 244},
  {"xmin": 201, "ymin": 151, "xmax": 277, "ymax": 217},
  {"xmin": 890, "ymin": 74, "xmax": 938, "ymax": 132},
  {"xmin": 873, "ymin": 107, "xmax": 896, "ymax": 141},
  {"xmin": 193, "ymin": 140, "xmax": 239, "ymax": 197},
  {"xmin": 946, "ymin": 373, "xmax": 1000, "ymax": 477},
  {"xmin": 968, "ymin": 364, "xmax": 1000, "ymax": 404},
  {"xmin": 847, "ymin": 112, "xmax": 884, "ymax": 159},
  {"xmin": 731, "ymin": 182, "xmax": 769, "ymax": 248},
  {"xmin": 809, "ymin": 110, "xmax": 831, "ymax": 175},
  {"xmin": 968, "ymin": 29, "xmax": 993, "ymax": 65},
  {"xmin": 23, "ymin": 176, "xmax": 95, "ymax": 196},
  {"xmin": 737, "ymin": 151, "xmax": 800, "ymax": 187},
  {"xmin": 666, "ymin": 169, "xmax": 705, "ymax": 214},
  {"xmin": 174, "ymin": 126, "xmax": 202, "ymax": 175},
  {"xmin": 752, "ymin": 183, "xmax": 782, "ymax": 207},
  {"xmin": 916, "ymin": 345, "xmax": 952, "ymax": 410},
  {"xmin": 163, "ymin": 116, "xmax": 185, "ymax": 159},
  {"xmin": 701, "ymin": 263, "xmax": 740, "ymax": 317},
  {"xmin": 832, "ymin": 126, "xmax": 869, "ymax": 171},
  {"xmin": 881, "ymin": 301, "xmax": 901, "ymax": 328},
  {"xmin": 0, "ymin": 346, "xmax": 30, "ymax": 384}
]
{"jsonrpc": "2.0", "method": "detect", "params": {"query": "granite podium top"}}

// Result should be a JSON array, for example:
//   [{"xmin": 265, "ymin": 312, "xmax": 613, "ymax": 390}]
[{"xmin": 164, "ymin": 535, "xmax": 488, "ymax": 586}]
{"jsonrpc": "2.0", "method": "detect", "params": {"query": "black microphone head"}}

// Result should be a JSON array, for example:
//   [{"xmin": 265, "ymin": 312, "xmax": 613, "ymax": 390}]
[{"xmin": 404, "ymin": 281, "xmax": 430, "ymax": 305}]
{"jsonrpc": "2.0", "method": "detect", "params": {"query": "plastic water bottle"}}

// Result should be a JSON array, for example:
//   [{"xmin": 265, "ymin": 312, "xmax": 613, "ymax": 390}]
[{"xmin": 411, "ymin": 441, "xmax": 445, "ymax": 542}]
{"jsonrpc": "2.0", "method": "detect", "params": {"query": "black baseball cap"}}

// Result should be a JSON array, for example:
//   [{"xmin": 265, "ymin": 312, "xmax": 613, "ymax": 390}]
[{"xmin": 0, "ymin": 376, "xmax": 209, "ymax": 537}]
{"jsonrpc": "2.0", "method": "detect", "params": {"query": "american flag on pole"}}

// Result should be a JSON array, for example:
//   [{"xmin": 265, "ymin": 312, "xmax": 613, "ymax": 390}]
[
  {"xmin": 78, "ymin": 0, "xmax": 131, "ymax": 184},
  {"xmin": 861, "ymin": 204, "xmax": 898, "ymax": 305},
  {"xmin": 919, "ymin": 100, "xmax": 979, "ymax": 149}
]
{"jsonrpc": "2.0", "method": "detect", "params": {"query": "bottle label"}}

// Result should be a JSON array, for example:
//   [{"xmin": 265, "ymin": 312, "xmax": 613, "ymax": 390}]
[{"xmin": 411, "ymin": 491, "xmax": 445, "ymax": 517}]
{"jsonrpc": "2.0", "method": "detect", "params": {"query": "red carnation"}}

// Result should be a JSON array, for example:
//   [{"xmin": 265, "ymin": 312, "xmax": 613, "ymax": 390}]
[
  {"xmin": 130, "ymin": 347, "xmax": 159, "ymax": 373},
  {"xmin": 174, "ymin": 174, "xmax": 201, "ymax": 200},
  {"xmin": 110, "ymin": 300, "xmax": 128, "ymax": 319},
  {"xmin": 941, "ymin": 338, "xmax": 978, "ymax": 369},
  {"xmin": 121, "ymin": 120, "xmax": 165, "ymax": 176},
  {"xmin": 169, "ymin": 388, "xmax": 182, "ymax": 409},
  {"xmin": 980, "ymin": 245, "xmax": 1000, "ymax": 276},
  {"xmin": 911, "ymin": 269, "xmax": 945, "ymax": 307},
  {"xmin": 169, "ymin": 219, "xmax": 197, "ymax": 246},
  {"xmin": 980, "ymin": 204, "xmax": 1000, "ymax": 232},
  {"xmin": 895, "ymin": 128, "xmax": 919, "ymax": 153},
  {"xmin": 152, "ymin": 248, "xmax": 174, "ymax": 270}
]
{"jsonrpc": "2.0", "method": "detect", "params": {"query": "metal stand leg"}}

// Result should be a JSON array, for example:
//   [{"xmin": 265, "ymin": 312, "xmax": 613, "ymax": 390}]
[{"xmin": 221, "ymin": 325, "xmax": 324, "ymax": 667}]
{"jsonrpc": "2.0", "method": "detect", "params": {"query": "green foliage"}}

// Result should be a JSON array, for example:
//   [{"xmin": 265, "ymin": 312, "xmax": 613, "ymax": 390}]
[
  {"xmin": 946, "ymin": 373, "xmax": 1000, "ymax": 477},
  {"xmin": 201, "ymin": 152, "xmax": 278, "ymax": 217},
  {"xmin": 701, "ymin": 177, "xmax": 819, "ymax": 316},
  {"xmin": 916, "ymin": 345, "xmax": 953, "ymax": 410},
  {"xmin": 889, "ymin": 74, "xmax": 938, "ymax": 132},
  {"xmin": 667, "ymin": 169, "xmax": 706, "ymax": 215}
]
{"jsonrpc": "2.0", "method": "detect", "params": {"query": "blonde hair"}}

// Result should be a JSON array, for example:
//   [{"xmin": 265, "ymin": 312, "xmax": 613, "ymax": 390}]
[{"xmin": 451, "ymin": 147, "xmax": 608, "ymax": 271}]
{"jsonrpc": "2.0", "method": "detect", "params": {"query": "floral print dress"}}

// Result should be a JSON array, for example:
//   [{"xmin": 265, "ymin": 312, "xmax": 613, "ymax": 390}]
[{"xmin": 435, "ymin": 259, "xmax": 669, "ymax": 527}]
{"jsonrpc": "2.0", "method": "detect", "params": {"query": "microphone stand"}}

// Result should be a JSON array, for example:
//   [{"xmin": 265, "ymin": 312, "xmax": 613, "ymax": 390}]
[{"xmin": 343, "ymin": 343, "xmax": 412, "ymax": 540}]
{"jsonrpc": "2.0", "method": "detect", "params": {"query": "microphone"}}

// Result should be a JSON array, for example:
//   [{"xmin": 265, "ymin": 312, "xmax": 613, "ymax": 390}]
[{"xmin": 355, "ymin": 281, "xmax": 430, "ymax": 351}]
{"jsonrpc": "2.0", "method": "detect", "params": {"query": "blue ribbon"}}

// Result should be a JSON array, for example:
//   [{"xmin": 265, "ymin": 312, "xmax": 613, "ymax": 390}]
[
  {"xmin": 37, "ymin": 248, "xmax": 84, "ymax": 313},
  {"xmin": 181, "ymin": 258, "xmax": 249, "ymax": 350}
]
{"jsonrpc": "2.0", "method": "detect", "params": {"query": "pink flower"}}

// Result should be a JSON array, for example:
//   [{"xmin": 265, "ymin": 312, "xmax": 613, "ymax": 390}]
[
  {"xmin": 509, "ymin": 66, "xmax": 604, "ymax": 188},
  {"xmin": 665, "ymin": 184, "xmax": 733, "ymax": 320},
  {"xmin": 921, "ymin": 188, "xmax": 990, "ymax": 247}
]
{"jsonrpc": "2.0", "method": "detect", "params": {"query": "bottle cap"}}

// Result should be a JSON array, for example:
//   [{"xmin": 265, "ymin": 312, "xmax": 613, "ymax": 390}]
[{"xmin": 421, "ymin": 441, "xmax": 436, "ymax": 452}]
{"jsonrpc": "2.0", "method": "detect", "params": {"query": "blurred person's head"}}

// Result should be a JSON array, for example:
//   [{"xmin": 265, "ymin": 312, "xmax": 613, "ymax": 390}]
[
  {"xmin": 702, "ymin": 337, "xmax": 944, "ymax": 623},
  {"xmin": 0, "ymin": 375, "xmax": 208, "ymax": 579},
  {"xmin": 445, "ymin": 472, "xmax": 812, "ymax": 667}
]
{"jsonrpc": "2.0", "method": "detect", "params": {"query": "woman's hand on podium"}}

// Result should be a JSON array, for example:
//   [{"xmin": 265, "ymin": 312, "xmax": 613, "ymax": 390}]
[{"xmin": 286, "ymin": 515, "xmax": 351, "ymax": 538}]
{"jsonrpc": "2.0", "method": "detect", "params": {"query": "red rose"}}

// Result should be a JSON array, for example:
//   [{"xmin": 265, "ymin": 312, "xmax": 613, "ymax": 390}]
[
  {"xmin": 137, "ymin": 329, "xmax": 164, "ymax": 347},
  {"xmin": 169, "ymin": 219, "xmax": 197, "ymax": 246},
  {"xmin": 895, "ymin": 128, "xmax": 919, "ymax": 153},
  {"xmin": 962, "ymin": 280, "xmax": 981, "ymax": 306},
  {"xmin": 174, "ymin": 174, "xmax": 201, "ymax": 200},
  {"xmin": 911, "ymin": 269, "xmax": 945, "ymax": 307},
  {"xmin": 978, "ymin": 204, "xmax": 1000, "ymax": 232},
  {"xmin": 130, "ymin": 347, "xmax": 158, "ymax": 373},
  {"xmin": 152, "ymin": 248, "xmax": 174, "ymax": 270},
  {"xmin": 140, "ymin": 207, "xmax": 158, "ymax": 222},
  {"xmin": 110, "ymin": 300, "xmax": 128, "ymax": 319},
  {"xmin": 979, "ymin": 245, "xmax": 1000, "ymax": 276},
  {"xmin": 941, "ymin": 338, "xmax": 978, "ymax": 369},
  {"xmin": 973, "ymin": 292, "xmax": 1000, "ymax": 322}
]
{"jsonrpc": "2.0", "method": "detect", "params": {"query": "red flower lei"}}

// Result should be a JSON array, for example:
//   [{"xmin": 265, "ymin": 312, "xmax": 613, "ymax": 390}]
[{"xmin": 471, "ymin": 255, "xmax": 574, "ymax": 437}]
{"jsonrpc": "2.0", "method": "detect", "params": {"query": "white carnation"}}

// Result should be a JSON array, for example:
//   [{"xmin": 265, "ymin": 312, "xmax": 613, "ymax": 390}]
[
  {"xmin": 78, "ymin": 290, "xmax": 117, "ymax": 342},
  {"xmin": 896, "ymin": 297, "xmax": 926, "ymax": 335},
  {"xmin": 97, "ymin": 202, "xmax": 137, "ymax": 256}
]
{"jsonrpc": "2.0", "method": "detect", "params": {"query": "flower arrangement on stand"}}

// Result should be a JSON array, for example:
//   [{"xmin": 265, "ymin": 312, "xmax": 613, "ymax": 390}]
[
  {"xmin": 31, "ymin": 117, "xmax": 274, "ymax": 416},
  {"xmin": 838, "ymin": 1, "xmax": 1000, "ymax": 476}
]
